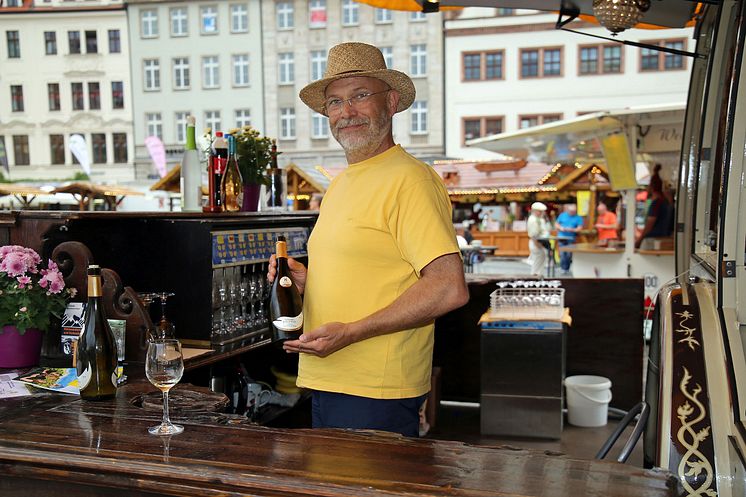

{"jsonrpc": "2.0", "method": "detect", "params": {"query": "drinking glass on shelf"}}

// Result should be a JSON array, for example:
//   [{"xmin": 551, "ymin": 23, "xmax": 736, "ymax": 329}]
[
  {"xmin": 137, "ymin": 292, "xmax": 159, "ymax": 340},
  {"xmin": 155, "ymin": 292, "xmax": 176, "ymax": 339},
  {"xmin": 145, "ymin": 338, "xmax": 184, "ymax": 436}
]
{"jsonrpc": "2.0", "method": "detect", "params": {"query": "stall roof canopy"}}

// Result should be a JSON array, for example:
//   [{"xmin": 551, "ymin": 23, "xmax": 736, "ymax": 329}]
[
  {"xmin": 432, "ymin": 159, "xmax": 555, "ymax": 195},
  {"xmin": 467, "ymin": 103, "xmax": 685, "ymax": 165},
  {"xmin": 52, "ymin": 182, "xmax": 144, "ymax": 198}
]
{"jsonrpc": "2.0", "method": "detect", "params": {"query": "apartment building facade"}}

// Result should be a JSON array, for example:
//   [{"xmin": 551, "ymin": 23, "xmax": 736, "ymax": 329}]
[
  {"xmin": 127, "ymin": 0, "xmax": 264, "ymax": 179},
  {"xmin": 445, "ymin": 9, "xmax": 694, "ymax": 160},
  {"xmin": 0, "ymin": 0, "xmax": 135, "ymax": 182},
  {"xmin": 261, "ymin": 0, "xmax": 445, "ymax": 169}
]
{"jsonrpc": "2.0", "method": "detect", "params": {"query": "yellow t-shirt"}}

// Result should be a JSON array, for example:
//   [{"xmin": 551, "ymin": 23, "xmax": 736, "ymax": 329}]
[{"xmin": 298, "ymin": 145, "xmax": 459, "ymax": 399}]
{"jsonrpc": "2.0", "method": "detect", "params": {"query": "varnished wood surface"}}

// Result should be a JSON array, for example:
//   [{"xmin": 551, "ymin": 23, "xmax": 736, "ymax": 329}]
[{"xmin": 0, "ymin": 383, "xmax": 678, "ymax": 497}]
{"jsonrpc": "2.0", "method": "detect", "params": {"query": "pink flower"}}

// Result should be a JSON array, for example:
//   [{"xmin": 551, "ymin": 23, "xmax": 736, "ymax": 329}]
[
  {"xmin": 68, "ymin": 287, "xmax": 77, "ymax": 298},
  {"xmin": 1, "ymin": 252, "xmax": 27, "ymax": 277},
  {"xmin": 49, "ymin": 276, "xmax": 64, "ymax": 294},
  {"xmin": 16, "ymin": 275, "xmax": 31, "ymax": 288},
  {"xmin": 39, "ymin": 278, "xmax": 48, "ymax": 289},
  {"xmin": 19, "ymin": 306, "xmax": 27, "ymax": 312}
]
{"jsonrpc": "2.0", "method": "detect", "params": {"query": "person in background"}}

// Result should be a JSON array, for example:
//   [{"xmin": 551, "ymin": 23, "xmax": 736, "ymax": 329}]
[
  {"xmin": 555, "ymin": 204, "xmax": 584, "ymax": 275},
  {"xmin": 595, "ymin": 202, "xmax": 618, "ymax": 246},
  {"xmin": 309, "ymin": 193, "xmax": 323, "ymax": 210},
  {"xmin": 267, "ymin": 42, "xmax": 468, "ymax": 437},
  {"xmin": 527, "ymin": 202, "xmax": 550, "ymax": 276},
  {"xmin": 635, "ymin": 164, "xmax": 673, "ymax": 249}
]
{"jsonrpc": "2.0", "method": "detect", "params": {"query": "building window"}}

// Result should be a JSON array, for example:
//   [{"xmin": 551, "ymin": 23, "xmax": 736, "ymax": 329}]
[
  {"xmin": 10, "ymin": 85, "xmax": 23, "ymax": 112},
  {"xmin": 201, "ymin": 6, "xmax": 218, "ymax": 34},
  {"xmin": 463, "ymin": 53, "xmax": 481, "ymax": 80},
  {"xmin": 144, "ymin": 59, "xmax": 161, "ymax": 91},
  {"xmin": 88, "ymin": 82, "xmax": 100, "ymax": 110},
  {"xmin": 85, "ymin": 30, "xmax": 97, "ymax": 53},
  {"xmin": 231, "ymin": 4, "xmax": 248, "ymax": 33},
  {"xmin": 309, "ymin": 0, "xmax": 326, "ymax": 28},
  {"xmin": 44, "ymin": 31, "xmax": 57, "ymax": 55},
  {"xmin": 280, "ymin": 108, "xmax": 296, "ymax": 139},
  {"xmin": 463, "ymin": 116, "xmax": 503, "ymax": 142},
  {"xmin": 579, "ymin": 47, "xmax": 598, "ymax": 74},
  {"xmin": 6, "ymin": 31, "xmax": 20, "ymax": 58},
  {"xmin": 48, "ymin": 83, "xmax": 60, "ymax": 111},
  {"xmin": 579, "ymin": 44, "xmax": 622, "ymax": 75},
  {"xmin": 50, "ymin": 135, "xmax": 65, "ymax": 165},
  {"xmin": 175, "ymin": 112, "xmax": 189, "ymax": 143},
  {"xmin": 92, "ymin": 133, "xmax": 107, "ymax": 164},
  {"xmin": 342, "ymin": 0, "xmax": 358, "ymax": 26},
  {"xmin": 640, "ymin": 39, "xmax": 687, "ymax": 71},
  {"xmin": 13, "ymin": 135, "xmax": 29, "ymax": 166},
  {"xmin": 278, "ymin": 52, "xmax": 294, "ymax": 84},
  {"xmin": 410, "ymin": 100, "xmax": 427, "ymax": 134},
  {"xmin": 170, "ymin": 7, "xmax": 188, "ymax": 36},
  {"xmin": 146, "ymin": 112, "xmax": 163, "ymax": 139},
  {"xmin": 380, "ymin": 46, "xmax": 393, "ymax": 68},
  {"xmin": 111, "ymin": 81, "xmax": 124, "ymax": 109},
  {"xmin": 232, "ymin": 54, "xmax": 249, "ymax": 86},
  {"xmin": 375, "ymin": 8, "xmax": 392, "ymax": 23},
  {"xmin": 71, "ymin": 82, "xmax": 84, "ymax": 110},
  {"xmin": 312, "ymin": 113, "xmax": 328, "ymax": 139},
  {"xmin": 519, "ymin": 114, "xmax": 562, "ymax": 129},
  {"xmin": 68, "ymin": 31, "xmax": 81, "ymax": 54},
  {"xmin": 520, "ymin": 47, "xmax": 562, "ymax": 78},
  {"xmin": 113, "ymin": 133, "xmax": 127, "ymax": 163},
  {"xmin": 235, "ymin": 109, "xmax": 251, "ymax": 128},
  {"xmin": 277, "ymin": 2, "xmax": 294, "ymax": 29},
  {"xmin": 462, "ymin": 50, "xmax": 504, "ymax": 81},
  {"xmin": 410, "ymin": 11, "xmax": 426, "ymax": 21},
  {"xmin": 603, "ymin": 46, "xmax": 622, "ymax": 73},
  {"xmin": 202, "ymin": 55, "xmax": 220, "ymax": 88},
  {"xmin": 204, "ymin": 110, "xmax": 221, "ymax": 133},
  {"xmin": 141, "ymin": 10, "xmax": 159, "ymax": 38},
  {"xmin": 664, "ymin": 40, "xmax": 685, "ymax": 70},
  {"xmin": 310, "ymin": 50, "xmax": 326, "ymax": 81},
  {"xmin": 410, "ymin": 44, "xmax": 426, "ymax": 77},
  {"xmin": 173, "ymin": 57, "xmax": 190, "ymax": 89},
  {"xmin": 108, "ymin": 29, "xmax": 121, "ymax": 53}
]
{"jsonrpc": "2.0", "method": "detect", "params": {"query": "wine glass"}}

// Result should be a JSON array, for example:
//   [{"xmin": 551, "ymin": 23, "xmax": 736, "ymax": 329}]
[
  {"xmin": 145, "ymin": 339, "xmax": 184, "ymax": 435},
  {"xmin": 137, "ymin": 292, "xmax": 159, "ymax": 341},
  {"xmin": 155, "ymin": 292, "xmax": 176, "ymax": 339}
]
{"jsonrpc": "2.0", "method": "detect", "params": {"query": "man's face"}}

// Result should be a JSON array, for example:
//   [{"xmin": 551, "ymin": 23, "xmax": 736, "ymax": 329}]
[
  {"xmin": 324, "ymin": 76, "xmax": 398, "ymax": 157},
  {"xmin": 597, "ymin": 204, "xmax": 607, "ymax": 215}
]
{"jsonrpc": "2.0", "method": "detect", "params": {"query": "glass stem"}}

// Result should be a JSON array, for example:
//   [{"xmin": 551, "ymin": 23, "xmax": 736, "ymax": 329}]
[{"xmin": 162, "ymin": 390, "xmax": 171, "ymax": 427}]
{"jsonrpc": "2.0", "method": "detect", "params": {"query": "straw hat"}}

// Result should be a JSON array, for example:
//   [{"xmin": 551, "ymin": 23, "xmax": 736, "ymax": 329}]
[
  {"xmin": 531, "ymin": 202, "xmax": 547, "ymax": 211},
  {"xmin": 299, "ymin": 42, "xmax": 416, "ymax": 116}
]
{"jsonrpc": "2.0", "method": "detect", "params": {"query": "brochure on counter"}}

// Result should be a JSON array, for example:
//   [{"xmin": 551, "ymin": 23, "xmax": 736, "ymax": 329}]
[
  {"xmin": 15, "ymin": 368, "xmax": 80, "ymax": 395},
  {"xmin": 0, "ymin": 373, "xmax": 33, "ymax": 398}
]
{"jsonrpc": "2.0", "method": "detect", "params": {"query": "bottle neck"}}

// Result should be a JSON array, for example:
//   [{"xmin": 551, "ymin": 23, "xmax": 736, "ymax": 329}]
[
  {"xmin": 276, "ymin": 241, "xmax": 288, "ymax": 259},
  {"xmin": 186, "ymin": 124, "xmax": 196, "ymax": 150},
  {"xmin": 88, "ymin": 275, "xmax": 102, "ymax": 298}
]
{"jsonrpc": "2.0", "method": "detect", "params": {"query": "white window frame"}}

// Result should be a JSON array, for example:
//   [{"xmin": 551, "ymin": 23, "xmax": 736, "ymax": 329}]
[
  {"xmin": 277, "ymin": 2, "xmax": 294, "ymax": 29},
  {"xmin": 380, "ymin": 46, "xmax": 393, "ymax": 69},
  {"xmin": 202, "ymin": 55, "xmax": 220, "ymax": 89},
  {"xmin": 410, "ymin": 11, "xmax": 426, "ymax": 22},
  {"xmin": 173, "ymin": 57, "xmax": 190, "ymax": 90},
  {"xmin": 146, "ymin": 112, "xmax": 163, "ymax": 139},
  {"xmin": 143, "ymin": 59, "xmax": 161, "ymax": 91},
  {"xmin": 410, "ymin": 44, "xmax": 427, "ymax": 77},
  {"xmin": 310, "ymin": 50, "xmax": 327, "ymax": 81},
  {"xmin": 309, "ymin": 0, "xmax": 327, "ymax": 28},
  {"xmin": 141, "ymin": 9, "xmax": 159, "ymax": 38},
  {"xmin": 232, "ymin": 54, "xmax": 250, "ymax": 87},
  {"xmin": 201, "ymin": 5, "xmax": 218, "ymax": 35},
  {"xmin": 342, "ymin": 0, "xmax": 358, "ymax": 26},
  {"xmin": 170, "ymin": 7, "xmax": 188, "ymax": 37},
  {"xmin": 278, "ymin": 52, "xmax": 294, "ymax": 85},
  {"xmin": 230, "ymin": 4, "xmax": 249, "ymax": 33},
  {"xmin": 175, "ymin": 111, "xmax": 189, "ymax": 143},
  {"xmin": 410, "ymin": 100, "xmax": 427, "ymax": 134},
  {"xmin": 311, "ymin": 113, "xmax": 329, "ymax": 139},
  {"xmin": 204, "ymin": 110, "xmax": 221, "ymax": 133},
  {"xmin": 280, "ymin": 108, "xmax": 296, "ymax": 140},
  {"xmin": 235, "ymin": 109, "xmax": 251, "ymax": 128},
  {"xmin": 375, "ymin": 8, "xmax": 392, "ymax": 24}
]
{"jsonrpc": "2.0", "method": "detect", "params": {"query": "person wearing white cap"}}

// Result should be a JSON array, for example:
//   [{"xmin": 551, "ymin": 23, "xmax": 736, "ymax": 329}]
[
  {"xmin": 267, "ymin": 42, "xmax": 468, "ymax": 437},
  {"xmin": 527, "ymin": 202, "xmax": 550, "ymax": 276}
]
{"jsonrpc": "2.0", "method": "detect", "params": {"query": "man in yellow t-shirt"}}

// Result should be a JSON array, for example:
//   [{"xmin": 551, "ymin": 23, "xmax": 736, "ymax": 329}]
[{"xmin": 268, "ymin": 42, "xmax": 468, "ymax": 437}]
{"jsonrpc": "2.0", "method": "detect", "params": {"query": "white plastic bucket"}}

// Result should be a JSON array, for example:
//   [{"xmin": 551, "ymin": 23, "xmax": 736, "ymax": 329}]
[{"xmin": 564, "ymin": 375, "xmax": 612, "ymax": 427}]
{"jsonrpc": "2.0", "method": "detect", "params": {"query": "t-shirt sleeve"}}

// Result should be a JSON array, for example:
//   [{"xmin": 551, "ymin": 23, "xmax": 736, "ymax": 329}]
[{"xmin": 388, "ymin": 178, "xmax": 460, "ymax": 276}]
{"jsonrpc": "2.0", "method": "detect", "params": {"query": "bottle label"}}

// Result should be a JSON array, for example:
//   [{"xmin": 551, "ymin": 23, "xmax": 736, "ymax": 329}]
[
  {"xmin": 212, "ymin": 156, "xmax": 227, "ymax": 175},
  {"xmin": 78, "ymin": 365, "xmax": 92, "ymax": 390},
  {"xmin": 280, "ymin": 276, "xmax": 292, "ymax": 288},
  {"xmin": 273, "ymin": 312, "xmax": 303, "ymax": 332}
]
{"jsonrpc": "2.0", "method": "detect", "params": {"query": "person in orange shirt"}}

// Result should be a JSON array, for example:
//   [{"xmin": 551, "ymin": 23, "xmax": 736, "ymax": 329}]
[{"xmin": 595, "ymin": 202, "xmax": 618, "ymax": 246}]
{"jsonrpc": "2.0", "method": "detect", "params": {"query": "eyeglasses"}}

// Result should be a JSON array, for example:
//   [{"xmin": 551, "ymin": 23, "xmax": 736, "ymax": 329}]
[{"xmin": 323, "ymin": 90, "xmax": 390, "ymax": 116}]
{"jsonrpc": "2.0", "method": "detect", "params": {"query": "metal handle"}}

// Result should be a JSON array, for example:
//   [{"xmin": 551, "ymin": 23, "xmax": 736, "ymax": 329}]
[{"xmin": 595, "ymin": 401, "xmax": 650, "ymax": 463}]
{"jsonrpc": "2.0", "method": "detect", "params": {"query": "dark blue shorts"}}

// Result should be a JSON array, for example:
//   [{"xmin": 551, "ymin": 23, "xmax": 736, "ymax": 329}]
[{"xmin": 311, "ymin": 390, "xmax": 429, "ymax": 437}]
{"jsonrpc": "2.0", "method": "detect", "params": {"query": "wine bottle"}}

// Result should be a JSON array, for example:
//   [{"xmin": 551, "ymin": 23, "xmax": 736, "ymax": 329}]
[
  {"xmin": 266, "ymin": 140, "xmax": 285, "ymax": 211},
  {"xmin": 270, "ymin": 235, "xmax": 303, "ymax": 341},
  {"xmin": 180, "ymin": 116, "xmax": 202, "ymax": 212},
  {"xmin": 221, "ymin": 134, "xmax": 244, "ymax": 212},
  {"xmin": 76, "ymin": 265, "xmax": 118, "ymax": 401},
  {"xmin": 204, "ymin": 131, "xmax": 227, "ymax": 213}
]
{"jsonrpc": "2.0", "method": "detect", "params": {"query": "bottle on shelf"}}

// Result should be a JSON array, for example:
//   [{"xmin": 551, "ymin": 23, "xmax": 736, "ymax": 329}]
[
  {"xmin": 221, "ymin": 134, "xmax": 244, "ymax": 212},
  {"xmin": 180, "ymin": 115, "xmax": 203, "ymax": 212},
  {"xmin": 76, "ymin": 265, "xmax": 119, "ymax": 401},
  {"xmin": 265, "ymin": 140, "xmax": 286, "ymax": 211},
  {"xmin": 269, "ymin": 235, "xmax": 303, "ymax": 341},
  {"xmin": 204, "ymin": 131, "xmax": 227, "ymax": 213}
]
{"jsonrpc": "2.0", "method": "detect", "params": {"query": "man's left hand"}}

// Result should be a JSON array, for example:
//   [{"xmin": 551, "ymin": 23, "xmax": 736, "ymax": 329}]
[{"xmin": 283, "ymin": 322, "xmax": 353, "ymax": 357}]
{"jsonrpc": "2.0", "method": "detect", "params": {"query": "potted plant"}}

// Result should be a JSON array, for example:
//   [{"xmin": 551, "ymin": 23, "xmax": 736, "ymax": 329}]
[
  {"xmin": 0, "ymin": 246, "xmax": 74, "ymax": 368},
  {"xmin": 231, "ymin": 126, "xmax": 274, "ymax": 212}
]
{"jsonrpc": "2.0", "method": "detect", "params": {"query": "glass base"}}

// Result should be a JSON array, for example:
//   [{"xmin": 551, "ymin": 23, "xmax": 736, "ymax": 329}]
[{"xmin": 148, "ymin": 422, "xmax": 184, "ymax": 435}]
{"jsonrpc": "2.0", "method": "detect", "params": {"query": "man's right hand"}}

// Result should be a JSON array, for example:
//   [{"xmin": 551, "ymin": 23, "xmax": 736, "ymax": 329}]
[{"xmin": 267, "ymin": 255, "xmax": 307, "ymax": 294}]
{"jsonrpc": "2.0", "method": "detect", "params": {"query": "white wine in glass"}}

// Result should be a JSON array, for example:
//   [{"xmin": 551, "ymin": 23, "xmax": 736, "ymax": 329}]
[{"xmin": 146, "ymin": 339, "xmax": 184, "ymax": 435}]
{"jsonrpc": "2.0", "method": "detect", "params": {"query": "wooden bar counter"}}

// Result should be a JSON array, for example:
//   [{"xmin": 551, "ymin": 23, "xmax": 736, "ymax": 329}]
[{"xmin": 0, "ymin": 384, "xmax": 678, "ymax": 497}]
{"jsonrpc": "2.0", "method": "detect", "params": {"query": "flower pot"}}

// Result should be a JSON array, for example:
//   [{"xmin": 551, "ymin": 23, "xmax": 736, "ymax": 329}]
[
  {"xmin": 0, "ymin": 325, "xmax": 43, "ymax": 368},
  {"xmin": 242, "ymin": 184, "xmax": 261, "ymax": 212}
]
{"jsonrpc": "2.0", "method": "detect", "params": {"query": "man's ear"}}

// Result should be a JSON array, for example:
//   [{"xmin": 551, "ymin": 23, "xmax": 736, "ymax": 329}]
[{"xmin": 387, "ymin": 90, "xmax": 400, "ymax": 117}]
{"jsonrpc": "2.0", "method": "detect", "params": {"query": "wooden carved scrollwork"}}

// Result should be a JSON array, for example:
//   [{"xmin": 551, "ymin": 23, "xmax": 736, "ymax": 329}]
[{"xmin": 51, "ymin": 241, "xmax": 93, "ymax": 298}]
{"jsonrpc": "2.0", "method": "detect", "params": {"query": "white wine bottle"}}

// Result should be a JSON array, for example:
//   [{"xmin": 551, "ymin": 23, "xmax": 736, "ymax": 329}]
[
  {"xmin": 76, "ymin": 265, "xmax": 118, "ymax": 400},
  {"xmin": 180, "ymin": 115, "xmax": 202, "ymax": 212},
  {"xmin": 270, "ymin": 236, "xmax": 303, "ymax": 341}
]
